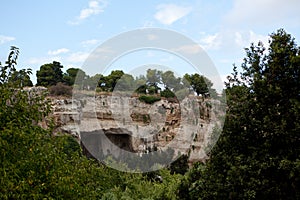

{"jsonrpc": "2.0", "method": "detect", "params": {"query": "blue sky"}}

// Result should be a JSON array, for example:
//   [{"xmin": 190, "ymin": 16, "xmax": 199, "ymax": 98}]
[{"xmin": 1, "ymin": 0, "xmax": 300, "ymax": 91}]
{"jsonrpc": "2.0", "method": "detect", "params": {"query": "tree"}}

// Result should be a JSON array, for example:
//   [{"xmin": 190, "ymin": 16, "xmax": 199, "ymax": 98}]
[
  {"xmin": 36, "ymin": 61, "xmax": 63, "ymax": 87},
  {"xmin": 161, "ymin": 70, "xmax": 177, "ymax": 90},
  {"xmin": 182, "ymin": 29, "xmax": 300, "ymax": 199},
  {"xmin": 87, "ymin": 73, "xmax": 102, "ymax": 90},
  {"xmin": 115, "ymin": 73, "xmax": 134, "ymax": 91},
  {"xmin": 0, "ymin": 46, "xmax": 19, "ymax": 85},
  {"xmin": 189, "ymin": 73, "xmax": 209, "ymax": 96},
  {"xmin": 146, "ymin": 69, "xmax": 161, "ymax": 86},
  {"xmin": 106, "ymin": 70, "xmax": 124, "ymax": 91},
  {"xmin": 63, "ymin": 68, "xmax": 81, "ymax": 86},
  {"xmin": 134, "ymin": 75, "xmax": 147, "ymax": 94},
  {"xmin": 9, "ymin": 69, "xmax": 33, "ymax": 87},
  {"xmin": 169, "ymin": 154, "xmax": 189, "ymax": 175},
  {"xmin": 1, "ymin": 47, "xmax": 184, "ymax": 199}
]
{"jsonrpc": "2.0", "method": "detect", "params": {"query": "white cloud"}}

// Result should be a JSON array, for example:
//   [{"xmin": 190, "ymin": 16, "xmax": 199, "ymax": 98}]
[
  {"xmin": 27, "ymin": 56, "xmax": 62, "ymax": 65},
  {"xmin": 66, "ymin": 52, "xmax": 90, "ymax": 63},
  {"xmin": 172, "ymin": 44, "xmax": 202, "ymax": 54},
  {"xmin": 48, "ymin": 48, "xmax": 69, "ymax": 55},
  {"xmin": 154, "ymin": 4, "xmax": 192, "ymax": 25},
  {"xmin": 69, "ymin": 0, "xmax": 107, "ymax": 25},
  {"xmin": 235, "ymin": 31, "xmax": 269, "ymax": 48},
  {"xmin": 199, "ymin": 30, "xmax": 269, "ymax": 52},
  {"xmin": 81, "ymin": 39, "xmax": 100, "ymax": 47},
  {"xmin": 200, "ymin": 33, "xmax": 222, "ymax": 50},
  {"xmin": 0, "ymin": 35, "xmax": 15, "ymax": 45},
  {"xmin": 225, "ymin": 0, "xmax": 300, "ymax": 26}
]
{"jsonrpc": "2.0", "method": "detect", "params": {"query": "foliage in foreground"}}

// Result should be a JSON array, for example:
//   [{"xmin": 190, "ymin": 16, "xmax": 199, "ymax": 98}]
[
  {"xmin": 0, "ymin": 47, "xmax": 183, "ymax": 199},
  {"xmin": 179, "ymin": 29, "xmax": 300, "ymax": 199}
]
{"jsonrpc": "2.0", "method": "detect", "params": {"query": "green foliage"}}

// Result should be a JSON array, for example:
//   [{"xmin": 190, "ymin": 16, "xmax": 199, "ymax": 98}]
[
  {"xmin": 36, "ymin": 61, "xmax": 64, "ymax": 87},
  {"xmin": 181, "ymin": 29, "xmax": 300, "ymax": 199},
  {"xmin": 62, "ymin": 67, "xmax": 87, "ymax": 86},
  {"xmin": 161, "ymin": 70, "xmax": 182, "ymax": 91},
  {"xmin": 160, "ymin": 88, "xmax": 175, "ymax": 98},
  {"xmin": 184, "ymin": 73, "xmax": 213, "ymax": 96},
  {"xmin": 146, "ymin": 69, "xmax": 161, "ymax": 86},
  {"xmin": 9, "ymin": 69, "xmax": 33, "ymax": 87},
  {"xmin": 138, "ymin": 95, "xmax": 161, "ymax": 104},
  {"xmin": 0, "ymin": 46, "xmax": 19, "ymax": 85},
  {"xmin": 135, "ymin": 84, "xmax": 148, "ymax": 94},
  {"xmin": 115, "ymin": 73, "xmax": 134, "ymax": 91},
  {"xmin": 106, "ymin": 70, "xmax": 125, "ymax": 91},
  {"xmin": 97, "ymin": 70, "xmax": 125, "ymax": 92},
  {"xmin": 1, "ymin": 47, "xmax": 185, "ymax": 199},
  {"xmin": 169, "ymin": 154, "xmax": 189, "ymax": 175}
]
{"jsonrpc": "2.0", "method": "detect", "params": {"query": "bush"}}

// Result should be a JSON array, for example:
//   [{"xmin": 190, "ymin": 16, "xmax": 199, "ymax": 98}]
[
  {"xmin": 138, "ymin": 95, "xmax": 161, "ymax": 104},
  {"xmin": 49, "ymin": 82, "xmax": 72, "ymax": 96},
  {"xmin": 160, "ymin": 88, "xmax": 175, "ymax": 98}
]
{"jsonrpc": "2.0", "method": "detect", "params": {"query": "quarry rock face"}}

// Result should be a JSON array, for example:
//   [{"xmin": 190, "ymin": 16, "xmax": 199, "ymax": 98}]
[{"xmin": 50, "ymin": 94, "xmax": 225, "ymax": 164}]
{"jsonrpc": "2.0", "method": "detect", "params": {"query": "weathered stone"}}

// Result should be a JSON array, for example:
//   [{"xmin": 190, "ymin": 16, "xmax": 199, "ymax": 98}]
[{"xmin": 50, "ymin": 94, "xmax": 224, "ymax": 164}]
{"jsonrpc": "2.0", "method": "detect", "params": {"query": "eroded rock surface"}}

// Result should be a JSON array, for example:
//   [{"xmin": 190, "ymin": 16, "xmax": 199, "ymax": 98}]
[{"xmin": 50, "ymin": 94, "xmax": 225, "ymax": 164}]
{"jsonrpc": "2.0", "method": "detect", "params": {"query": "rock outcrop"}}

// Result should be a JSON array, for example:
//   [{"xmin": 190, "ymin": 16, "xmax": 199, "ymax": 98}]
[{"xmin": 50, "ymin": 93, "xmax": 225, "ymax": 164}]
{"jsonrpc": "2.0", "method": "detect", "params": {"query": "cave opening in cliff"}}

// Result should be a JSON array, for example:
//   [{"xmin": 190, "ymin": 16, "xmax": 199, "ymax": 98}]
[
  {"xmin": 104, "ymin": 133, "xmax": 134, "ymax": 152},
  {"xmin": 80, "ymin": 128, "xmax": 136, "ymax": 160}
]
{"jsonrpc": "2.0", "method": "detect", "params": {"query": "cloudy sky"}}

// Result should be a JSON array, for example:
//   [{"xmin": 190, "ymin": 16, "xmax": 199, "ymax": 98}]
[{"xmin": 0, "ymin": 0, "xmax": 299, "ymax": 90}]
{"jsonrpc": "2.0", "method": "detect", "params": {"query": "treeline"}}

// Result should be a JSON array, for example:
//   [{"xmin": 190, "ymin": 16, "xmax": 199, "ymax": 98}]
[{"xmin": 35, "ymin": 61, "xmax": 217, "ymax": 97}]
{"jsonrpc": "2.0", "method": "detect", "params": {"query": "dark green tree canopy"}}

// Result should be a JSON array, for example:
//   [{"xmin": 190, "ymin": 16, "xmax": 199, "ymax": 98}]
[
  {"xmin": 184, "ymin": 73, "xmax": 213, "ymax": 96},
  {"xmin": 36, "ymin": 61, "xmax": 64, "ymax": 87},
  {"xmin": 182, "ymin": 29, "xmax": 300, "ymax": 199},
  {"xmin": 63, "ymin": 67, "xmax": 81, "ymax": 86}
]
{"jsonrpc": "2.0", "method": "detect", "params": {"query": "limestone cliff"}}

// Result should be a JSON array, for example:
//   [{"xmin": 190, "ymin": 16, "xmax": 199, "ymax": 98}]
[{"xmin": 50, "ymin": 93, "xmax": 225, "ymax": 164}]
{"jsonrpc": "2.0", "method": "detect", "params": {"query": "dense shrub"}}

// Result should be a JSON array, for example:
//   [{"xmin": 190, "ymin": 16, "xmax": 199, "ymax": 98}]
[
  {"xmin": 160, "ymin": 88, "xmax": 175, "ymax": 98},
  {"xmin": 49, "ymin": 82, "xmax": 72, "ymax": 96},
  {"xmin": 138, "ymin": 95, "xmax": 161, "ymax": 104},
  {"xmin": 135, "ymin": 84, "xmax": 147, "ymax": 94}
]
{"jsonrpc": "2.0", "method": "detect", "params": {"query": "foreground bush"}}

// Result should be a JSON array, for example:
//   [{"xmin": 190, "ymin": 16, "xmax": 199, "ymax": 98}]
[{"xmin": 1, "ymin": 47, "xmax": 183, "ymax": 199}]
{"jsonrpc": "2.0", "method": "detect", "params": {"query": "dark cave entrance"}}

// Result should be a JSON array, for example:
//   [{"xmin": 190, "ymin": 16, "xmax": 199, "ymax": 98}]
[{"xmin": 80, "ymin": 128, "xmax": 135, "ymax": 160}]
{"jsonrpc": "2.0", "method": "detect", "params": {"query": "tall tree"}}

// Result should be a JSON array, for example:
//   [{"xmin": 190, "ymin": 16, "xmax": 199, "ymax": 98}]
[
  {"xmin": 36, "ymin": 61, "xmax": 63, "ymax": 87},
  {"xmin": 181, "ymin": 29, "xmax": 300, "ymax": 199}
]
